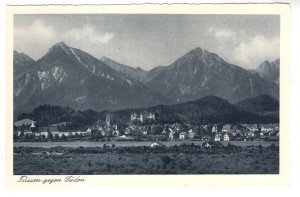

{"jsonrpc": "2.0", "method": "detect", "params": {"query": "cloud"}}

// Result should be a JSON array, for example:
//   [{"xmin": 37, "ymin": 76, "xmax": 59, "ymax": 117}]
[
  {"xmin": 64, "ymin": 24, "xmax": 114, "ymax": 44},
  {"xmin": 14, "ymin": 20, "xmax": 58, "ymax": 59},
  {"xmin": 208, "ymin": 27, "xmax": 236, "ymax": 39},
  {"xmin": 15, "ymin": 20, "xmax": 57, "ymax": 40},
  {"xmin": 14, "ymin": 21, "xmax": 115, "ymax": 59},
  {"xmin": 232, "ymin": 35, "xmax": 279, "ymax": 69}
]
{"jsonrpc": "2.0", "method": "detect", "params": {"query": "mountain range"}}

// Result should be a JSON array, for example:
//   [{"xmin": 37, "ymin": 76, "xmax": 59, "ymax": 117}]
[
  {"xmin": 100, "ymin": 47, "xmax": 279, "ymax": 104},
  {"xmin": 13, "ymin": 42, "xmax": 279, "ymax": 113},
  {"xmin": 145, "ymin": 48, "xmax": 279, "ymax": 103},
  {"xmin": 13, "ymin": 42, "xmax": 168, "ymax": 112}
]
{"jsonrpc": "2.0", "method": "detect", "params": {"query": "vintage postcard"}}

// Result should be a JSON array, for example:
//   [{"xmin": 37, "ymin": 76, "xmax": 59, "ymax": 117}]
[{"xmin": 6, "ymin": 4, "xmax": 290, "ymax": 188}]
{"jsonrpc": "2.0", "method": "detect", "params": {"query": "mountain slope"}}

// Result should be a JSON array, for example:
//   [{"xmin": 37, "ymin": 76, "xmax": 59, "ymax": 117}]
[
  {"xmin": 101, "ymin": 55, "xmax": 168, "ymax": 84},
  {"xmin": 146, "ymin": 47, "xmax": 279, "ymax": 103},
  {"xmin": 255, "ymin": 58, "xmax": 279, "ymax": 83},
  {"xmin": 234, "ymin": 95, "xmax": 279, "ymax": 113},
  {"xmin": 152, "ymin": 95, "xmax": 277, "ymax": 124},
  {"xmin": 100, "ymin": 56, "xmax": 148, "ymax": 82},
  {"xmin": 13, "ymin": 50, "xmax": 35, "ymax": 78},
  {"xmin": 112, "ymin": 95, "xmax": 278, "ymax": 125},
  {"xmin": 144, "ymin": 65, "xmax": 167, "ymax": 83},
  {"xmin": 13, "ymin": 42, "xmax": 169, "ymax": 112}
]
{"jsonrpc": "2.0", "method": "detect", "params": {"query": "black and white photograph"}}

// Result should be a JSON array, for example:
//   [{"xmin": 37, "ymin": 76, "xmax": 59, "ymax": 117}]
[{"xmin": 10, "ymin": 7, "xmax": 284, "ymax": 176}]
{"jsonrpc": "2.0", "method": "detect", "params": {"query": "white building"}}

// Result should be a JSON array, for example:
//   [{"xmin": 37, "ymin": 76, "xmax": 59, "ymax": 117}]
[
  {"xmin": 52, "ymin": 131, "xmax": 71, "ymax": 138},
  {"xmin": 71, "ymin": 131, "xmax": 89, "ymax": 136},
  {"xmin": 223, "ymin": 133, "xmax": 230, "ymax": 141},
  {"xmin": 142, "ymin": 130, "xmax": 148, "ymax": 136},
  {"xmin": 212, "ymin": 125, "xmax": 218, "ymax": 133},
  {"xmin": 214, "ymin": 133, "xmax": 221, "ymax": 142},
  {"xmin": 179, "ymin": 132, "xmax": 187, "ymax": 140}
]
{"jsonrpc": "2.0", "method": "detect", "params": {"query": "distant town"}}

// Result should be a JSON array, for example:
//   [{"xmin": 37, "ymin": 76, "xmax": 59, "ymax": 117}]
[{"xmin": 14, "ymin": 111, "xmax": 279, "ymax": 143}]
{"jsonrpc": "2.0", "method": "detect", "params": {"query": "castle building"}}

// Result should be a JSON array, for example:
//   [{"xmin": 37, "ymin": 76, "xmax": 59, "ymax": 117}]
[
  {"xmin": 148, "ymin": 112, "xmax": 155, "ymax": 120},
  {"xmin": 131, "ymin": 112, "xmax": 137, "ymax": 121},
  {"xmin": 130, "ymin": 112, "xmax": 155, "ymax": 122}
]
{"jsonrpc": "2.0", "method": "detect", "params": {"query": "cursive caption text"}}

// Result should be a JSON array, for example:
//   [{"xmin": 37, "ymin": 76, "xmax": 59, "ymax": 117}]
[{"xmin": 17, "ymin": 175, "xmax": 85, "ymax": 184}]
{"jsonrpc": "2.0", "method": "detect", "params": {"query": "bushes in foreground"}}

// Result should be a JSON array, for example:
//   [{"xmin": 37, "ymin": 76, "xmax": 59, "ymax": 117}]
[{"xmin": 13, "ymin": 147, "xmax": 279, "ymax": 175}]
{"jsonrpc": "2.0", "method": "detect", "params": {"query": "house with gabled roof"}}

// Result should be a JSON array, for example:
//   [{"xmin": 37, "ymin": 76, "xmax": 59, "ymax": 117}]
[
  {"xmin": 222, "ymin": 132, "xmax": 232, "ymax": 141},
  {"xmin": 243, "ymin": 124, "xmax": 259, "ymax": 132},
  {"xmin": 179, "ymin": 132, "xmax": 187, "ymax": 140},
  {"xmin": 214, "ymin": 133, "xmax": 221, "ymax": 142}
]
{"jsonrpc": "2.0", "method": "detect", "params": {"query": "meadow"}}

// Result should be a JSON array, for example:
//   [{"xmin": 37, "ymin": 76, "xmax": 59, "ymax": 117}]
[{"xmin": 13, "ymin": 143, "xmax": 279, "ymax": 175}]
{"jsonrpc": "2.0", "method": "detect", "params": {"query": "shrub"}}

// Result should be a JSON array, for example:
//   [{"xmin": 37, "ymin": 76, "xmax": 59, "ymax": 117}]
[{"xmin": 160, "ymin": 155, "xmax": 172, "ymax": 169}]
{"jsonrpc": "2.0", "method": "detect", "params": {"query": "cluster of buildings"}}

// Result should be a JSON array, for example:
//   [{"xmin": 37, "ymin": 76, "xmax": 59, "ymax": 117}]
[
  {"xmin": 207, "ymin": 123, "xmax": 279, "ymax": 142},
  {"xmin": 16, "ymin": 121, "xmax": 92, "ymax": 140},
  {"xmin": 117, "ymin": 121, "xmax": 279, "ymax": 142},
  {"xmin": 87, "ymin": 114, "xmax": 120, "ymax": 137},
  {"xmin": 14, "ymin": 114, "xmax": 116, "ymax": 140},
  {"xmin": 14, "ymin": 111, "xmax": 279, "ymax": 142}
]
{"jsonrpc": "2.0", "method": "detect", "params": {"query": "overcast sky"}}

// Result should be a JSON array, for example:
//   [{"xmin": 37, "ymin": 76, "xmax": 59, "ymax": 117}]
[{"xmin": 14, "ymin": 14, "xmax": 279, "ymax": 70}]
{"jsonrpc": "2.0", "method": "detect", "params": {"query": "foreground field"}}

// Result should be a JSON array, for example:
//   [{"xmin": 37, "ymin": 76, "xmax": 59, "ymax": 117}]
[
  {"xmin": 13, "ymin": 140, "xmax": 278, "ymax": 148},
  {"xmin": 13, "ymin": 144, "xmax": 279, "ymax": 174}
]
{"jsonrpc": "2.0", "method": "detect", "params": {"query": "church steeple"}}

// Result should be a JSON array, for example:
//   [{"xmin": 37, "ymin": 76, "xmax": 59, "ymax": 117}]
[{"xmin": 106, "ymin": 113, "xmax": 110, "ymax": 127}]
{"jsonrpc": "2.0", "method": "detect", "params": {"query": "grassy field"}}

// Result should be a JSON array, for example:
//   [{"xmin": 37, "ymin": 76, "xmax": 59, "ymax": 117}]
[
  {"xmin": 13, "ymin": 140, "xmax": 278, "ymax": 148},
  {"xmin": 13, "ymin": 144, "xmax": 279, "ymax": 175}
]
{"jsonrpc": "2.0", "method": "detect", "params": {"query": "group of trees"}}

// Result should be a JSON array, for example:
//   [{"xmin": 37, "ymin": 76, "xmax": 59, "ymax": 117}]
[{"xmin": 16, "ymin": 105, "xmax": 103, "ymax": 130}]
